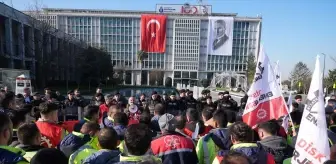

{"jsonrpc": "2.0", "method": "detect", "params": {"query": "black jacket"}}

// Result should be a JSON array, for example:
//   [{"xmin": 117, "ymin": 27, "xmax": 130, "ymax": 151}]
[
  {"xmin": 186, "ymin": 96, "xmax": 198, "ymax": 110},
  {"xmin": 259, "ymin": 136, "xmax": 293, "ymax": 164},
  {"xmin": 166, "ymin": 99, "xmax": 181, "ymax": 116}
]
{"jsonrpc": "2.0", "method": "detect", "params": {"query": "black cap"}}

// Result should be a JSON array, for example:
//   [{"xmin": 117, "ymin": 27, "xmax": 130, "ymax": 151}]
[
  {"xmin": 201, "ymin": 90, "xmax": 207, "ymax": 94},
  {"xmin": 152, "ymin": 91, "xmax": 158, "ymax": 95},
  {"xmin": 223, "ymin": 91, "xmax": 229, "ymax": 95},
  {"xmin": 32, "ymin": 92, "xmax": 40, "ymax": 96},
  {"xmin": 67, "ymin": 90, "xmax": 74, "ymax": 95},
  {"xmin": 169, "ymin": 92, "xmax": 176, "ymax": 96},
  {"xmin": 218, "ymin": 92, "xmax": 224, "ymax": 95},
  {"xmin": 179, "ymin": 89, "xmax": 186, "ymax": 93},
  {"xmin": 188, "ymin": 91, "xmax": 193, "ymax": 94}
]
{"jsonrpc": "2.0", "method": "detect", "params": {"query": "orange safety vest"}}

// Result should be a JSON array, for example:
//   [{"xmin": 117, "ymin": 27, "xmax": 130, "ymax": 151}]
[{"xmin": 35, "ymin": 121, "xmax": 64, "ymax": 148}]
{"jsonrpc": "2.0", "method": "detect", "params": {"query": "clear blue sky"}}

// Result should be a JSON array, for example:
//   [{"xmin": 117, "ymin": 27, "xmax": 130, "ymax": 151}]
[{"xmin": 3, "ymin": 0, "xmax": 336, "ymax": 80}]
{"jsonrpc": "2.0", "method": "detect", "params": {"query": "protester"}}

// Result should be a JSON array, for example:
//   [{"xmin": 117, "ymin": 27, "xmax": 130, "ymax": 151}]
[
  {"xmin": 92, "ymin": 93, "xmax": 104, "ymax": 106},
  {"xmin": 151, "ymin": 113, "xmax": 198, "ymax": 164},
  {"xmin": 99, "ymin": 94, "xmax": 113, "ymax": 123},
  {"xmin": 23, "ymin": 88, "xmax": 33, "ymax": 104},
  {"xmin": 173, "ymin": 115, "xmax": 191, "ymax": 139},
  {"xmin": 326, "ymin": 99, "xmax": 336, "ymax": 114},
  {"xmin": 0, "ymin": 113, "xmax": 29, "ymax": 164},
  {"xmin": 213, "ymin": 122, "xmax": 275, "ymax": 164},
  {"xmin": 125, "ymin": 96, "xmax": 142, "ymax": 125},
  {"xmin": 118, "ymin": 124, "xmax": 161, "ymax": 164},
  {"xmin": 69, "ymin": 129, "xmax": 100, "ymax": 164},
  {"xmin": 139, "ymin": 112, "xmax": 159, "ymax": 138},
  {"xmin": 8, "ymin": 110, "xmax": 26, "ymax": 147},
  {"xmin": 83, "ymin": 128, "xmax": 121, "ymax": 164},
  {"xmin": 59, "ymin": 122, "xmax": 100, "ymax": 158},
  {"xmin": 329, "ymin": 113, "xmax": 336, "ymax": 133},
  {"xmin": 196, "ymin": 109, "xmax": 232, "ymax": 164},
  {"xmin": 101, "ymin": 105, "xmax": 122, "ymax": 128},
  {"xmin": 31, "ymin": 92, "xmax": 43, "ymax": 107},
  {"xmin": 1, "ymin": 92, "xmax": 16, "ymax": 112},
  {"xmin": 30, "ymin": 148, "xmax": 68, "ymax": 164},
  {"xmin": 221, "ymin": 151, "xmax": 251, "ymax": 164},
  {"xmin": 184, "ymin": 108, "xmax": 206, "ymax": 137},
  {"xmin": 151, "ymin": 103, "xmax": 165, "ymax": 133},
  {"xmin": 73, "ymin": 105, "xmax": 99, "ymax": 132},
  {"xmin": 35, "ymin": 102, "xmax": 66, "ymax": 148},
  {"xmin": 257, "ymin": 121, "xmax": 293, "ymax": 164},
  {"xmin": 16, "ymin": 123, "xmax": 44, "ymax": 162},
  {"xmin": 113, "ymin": 112, "xmax": 128, "ymax": 140},
  {"xmin": 294, "ymin": 95, "xmax": 305, "ymax": 112}
]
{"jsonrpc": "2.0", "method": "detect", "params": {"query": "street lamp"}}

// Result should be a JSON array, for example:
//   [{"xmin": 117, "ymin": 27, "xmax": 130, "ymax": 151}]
[{"xmin": 321, "ymin": 53, "xmax": 326, "ymax": 95}]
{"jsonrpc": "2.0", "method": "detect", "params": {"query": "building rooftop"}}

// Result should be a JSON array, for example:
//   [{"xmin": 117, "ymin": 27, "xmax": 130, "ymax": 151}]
[{"xmin": 36, "ymin": 7, "xmax": 262, "ymax": 20}]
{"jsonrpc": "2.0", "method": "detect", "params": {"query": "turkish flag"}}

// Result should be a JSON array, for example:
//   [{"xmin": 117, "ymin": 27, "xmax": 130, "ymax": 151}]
[{"xmin": 141, "ymin": 14, "xmax": 167, "ymax": 53}]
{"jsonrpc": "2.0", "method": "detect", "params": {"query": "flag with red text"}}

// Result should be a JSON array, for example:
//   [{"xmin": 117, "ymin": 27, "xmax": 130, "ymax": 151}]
[
  {"xmin": 292, "ymin": 56, "xmax": 330, "ymax": 164},
  {"xmin": 243, "ymin": 46, "xmax": 288, "ymax": 128},
  {"xmin": 141, "ymin": 14, "xmax": 167, "ymax": 53}
]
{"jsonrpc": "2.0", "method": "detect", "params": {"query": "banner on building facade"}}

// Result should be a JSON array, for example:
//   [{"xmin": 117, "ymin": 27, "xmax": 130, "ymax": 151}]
[
  {"xmin": 156, "ymin": 4, "xmax": 212, "ymax": 15},
  {"xmin": 141, "ymin": 14, "xmax": 167, "ymax": 53},
  {"xmin": 207, "ymin": 17, "xmax": 234, "ymax": 56}
]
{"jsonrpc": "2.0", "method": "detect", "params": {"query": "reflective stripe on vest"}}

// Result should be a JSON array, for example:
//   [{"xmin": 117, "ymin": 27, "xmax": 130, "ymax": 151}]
[
  {"xmin": 202, "ymin": 138, "xmax": 210, "ymax": 164},
  {"xmin": 69, "ymin": 144, "xmax": 93, "ymax": 164},
  {"xmin": 24, "ymin": 151, "xmax": 37, "ymax": 162}
]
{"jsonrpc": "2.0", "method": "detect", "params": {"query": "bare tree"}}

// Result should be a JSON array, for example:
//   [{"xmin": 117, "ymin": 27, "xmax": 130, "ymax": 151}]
[{"xmin": 289, "ymin": 62, "xmax": 312, "ymax": 93}]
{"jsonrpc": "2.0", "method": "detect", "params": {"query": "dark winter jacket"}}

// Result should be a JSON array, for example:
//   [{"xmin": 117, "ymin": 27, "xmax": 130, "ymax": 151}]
[
  {"xmin": 73, "ymin": 118, "xmax": 90, "ymax": 132},
  {"xmin": 151, "ymin": 115, "xmax": 161, "ymax": 132},
  {"xmin": 113, "ymin": 125, "xmax": 127, "ymax": 140},
  {"xmin": 166, "ymin": 99, "xmax": 182, "ymax": 116},
  {"xmin": 151, "ymin": 131, "xmax": 198, "ymax": 164},
  {"xmin": 101, "ymin": 116, "xmax": 114, "ymax": 129},
  {"xmin": 259, "ymin": 136, "xmax": 294, "ymax": 164},
  {"xmin": 230, "ymin": 143, "xmax": 274, "ymax": 164},
  {"xmin": 186, "ymin": 96, "xmax": 198, "ymax": 110},
  {"xmin": 83, "ymin": 149, "xmax": 120, "ymax": 164},
  {"xmin": 59, "ymin": 131, "xmax": 91, "ymax": 158},
  {"xmin": 184, "ymin": 121, "xmax": 206, "ymax": 138}
]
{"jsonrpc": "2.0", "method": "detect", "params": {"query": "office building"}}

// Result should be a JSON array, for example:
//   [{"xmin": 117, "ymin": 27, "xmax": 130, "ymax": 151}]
[
  {"xmin": 0, "ymin": 2, "xmax": 86, "ymax": 89},
  {"xmin": 26, "ymin": 4, "xmax": 262, "ymax": 87}
]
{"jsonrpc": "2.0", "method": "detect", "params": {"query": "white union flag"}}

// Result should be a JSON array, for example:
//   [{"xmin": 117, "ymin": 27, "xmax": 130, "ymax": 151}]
[{"xmin": 291, "ymin": 56, "xmax": 330, "ymax": 164}]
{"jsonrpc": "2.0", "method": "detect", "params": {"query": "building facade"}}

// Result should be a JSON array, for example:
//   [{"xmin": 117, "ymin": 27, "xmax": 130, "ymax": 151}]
[
  {"xmin": 0, "ymin": 3, "xmax": 87, "ymax": 88},
  {"xmin": 28, "ymin": 7, "xmax": 262, "ymax": 87}
]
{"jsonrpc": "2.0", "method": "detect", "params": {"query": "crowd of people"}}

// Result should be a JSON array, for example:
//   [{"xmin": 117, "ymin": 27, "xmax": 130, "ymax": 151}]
[{"xmin": 0, "ymin": 86, "xmax": 336, "ymax": 164}]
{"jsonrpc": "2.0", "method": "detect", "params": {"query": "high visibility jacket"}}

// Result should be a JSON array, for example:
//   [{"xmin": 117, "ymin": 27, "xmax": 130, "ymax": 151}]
[
  {"xmin": 68, "ymin": 137, "xmax": 100, "ymax": 164},
  {"xmin": 117, "ymin": 155, "xmax": 162, "ymax": 164},
  {"xmin": 212, "ymin": 143, "xmax": 275, "ymax": 164},
  {"xmin": 24, "ymin": 151, "xmax": 38, "ymax": 162},
  {"xmin": 196, "ymin": 128, "xmax": 231, "ymax": 164},
  {"xmin": 35, "ymin": 120, "xmax": 66, "ymax": 148},
  {"xmin": 0, "ymin": 146, "xmax": 29, "ymax": 164}
]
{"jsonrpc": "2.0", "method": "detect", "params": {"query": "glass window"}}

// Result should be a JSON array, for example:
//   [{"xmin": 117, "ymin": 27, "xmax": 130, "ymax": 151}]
[
  {"xmin": 174, "ymin": 71, "xmax": 181, "ymax": 78},
  {"xmin": 182, "ymin": 72, "xmax": 189, "ymax": 78}
]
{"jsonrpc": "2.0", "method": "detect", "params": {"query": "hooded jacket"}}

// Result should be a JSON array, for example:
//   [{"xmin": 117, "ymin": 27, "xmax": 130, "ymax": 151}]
[
  {"xmin": 196, "ymin": 128, "xmax": 232, "ymax": 164},
  {"xmin": 258, "ymin": 136, "xmax": 293, "ymax": 164},
  {"xmin": 59, "ymin": 131, "xmax": 91, "ymax": 158},
  {"xmin": 83, "ymin": 149, "xmax": 121, "ymax": 164}
]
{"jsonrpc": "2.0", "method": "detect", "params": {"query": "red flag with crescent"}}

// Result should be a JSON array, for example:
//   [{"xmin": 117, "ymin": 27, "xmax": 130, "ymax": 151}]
[{"xmin": 141, "ymin": 14, "xmax": 167, "ymax": 53}]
